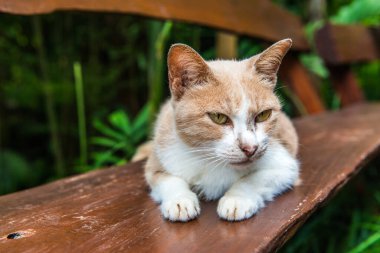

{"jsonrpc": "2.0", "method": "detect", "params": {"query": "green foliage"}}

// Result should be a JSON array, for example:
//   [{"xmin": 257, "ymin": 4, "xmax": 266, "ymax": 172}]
[
  {"xmin": 147, "ymin": 21, "xmax": 173, "ymax": 124},
  {"xmin": 354, "ymin": 60, "xmax": 380, "ymax": 101},
  {"xmin": 73, "ymin": 61, "xmax": 87, "ymax": 166},
  {"xmin": 89, "ymin": 106, "xmax": 149, "ymax": 169},
  {"xmin": 349, "ymin": 231, "xmax": 380, "ymax": 253},
  {"xmin": 0, "ymin": 150, "xmax": 41, "ymax": 195},
  {"xmin": 299, "ymin": 53, "xmax": 329, "ymax": 78},
  {"xmin": 331, "ymin": 0, "xmax": 380, "ymax": 25},
  {"xmin": 238, "ymin": 38, "xmax": 263, "ymax": 58},
  {"xmin": 0, "ymin": 13, "xmax": 217, "ymax": 194},
  {"xmin": 304, "ymin": 20, "xmax": 324, "ymax": 44},
  {"xmin": 272, "ymin": 0, "xmax": 308, "ymax": 20}
]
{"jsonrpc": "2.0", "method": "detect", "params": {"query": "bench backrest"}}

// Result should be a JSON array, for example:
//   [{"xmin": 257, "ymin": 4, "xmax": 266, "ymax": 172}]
[
  {"xmin": 1, "ymin": 0, "xmax": 379, "ymax": 114},
  {"xmin": 316, "ymin": 23, "xmax": 380, "ymax": 106}
]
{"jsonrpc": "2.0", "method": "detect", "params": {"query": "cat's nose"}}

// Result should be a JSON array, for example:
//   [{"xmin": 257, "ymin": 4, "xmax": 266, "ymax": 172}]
[{"xmin": 239, "ymin": 145, "xmax": 258, "ymax": 157}]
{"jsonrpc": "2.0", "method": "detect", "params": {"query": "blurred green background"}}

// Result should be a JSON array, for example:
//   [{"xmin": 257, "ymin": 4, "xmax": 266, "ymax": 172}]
[{"xmin": 0, "ymin": 0, "xmax": 379, "ymax": 252}]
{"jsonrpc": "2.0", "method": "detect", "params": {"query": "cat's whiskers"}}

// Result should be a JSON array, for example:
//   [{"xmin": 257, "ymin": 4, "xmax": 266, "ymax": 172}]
[
  {"xmin": 193, "ymin": 151, "xmax": 228, "ymax": 166},
  {"xmin": 183, "ymin": 148, "xmax": 220, "ymax": 162},
  {"xmin": 185, "ymin": 148, "xmax": 215, "ymax": 154},
  {"xmin": 208, "ymin": 157, "xmax": 228, "ymax": 171},
  {"xmin": 218, "ymin": 152, "xmax": 240, "ymax": 160},
  {"xmin": 194, "ymin": 156, "xmax": 220, "ymax": 165},
  {"xmin": 184, "ymin": 150, "xmax": 216, "ymax": 159},
  {"xmin": 274, "ymin": 84, "xmax": 285, "ymax": 92},
  {"xmin": 205, "ymin": 155, "xmax": 227, "ymax": 170},
  {"xmin": 161, "ymin": 148, "xmax": 219, "ymax": 168}
]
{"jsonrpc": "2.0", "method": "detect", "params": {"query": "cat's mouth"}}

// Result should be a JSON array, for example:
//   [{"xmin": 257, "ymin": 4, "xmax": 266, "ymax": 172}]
[{"xmin": 229, "ymin": 159, "xmax": 253, "ymax": 166}]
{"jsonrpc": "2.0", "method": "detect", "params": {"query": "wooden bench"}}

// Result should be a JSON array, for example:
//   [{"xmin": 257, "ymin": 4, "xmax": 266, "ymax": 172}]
[
  {"xmin": 315, "ymin": 23, "xmax": 380, "ymax": 106},
  {"xmin": 1, "ymin": 1, "xmax": 380, "ymax": 252}
]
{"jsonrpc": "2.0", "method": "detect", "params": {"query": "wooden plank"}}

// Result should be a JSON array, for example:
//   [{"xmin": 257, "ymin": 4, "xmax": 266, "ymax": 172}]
[
  {"xmin": 280, "ymin": 54, "xmax": 326, "ymax": 114},
  {"xmin": 1, "ymin": 103, "xmax": 380, "ymax": 253},
  {"xmin": 0, "ymin": 0, "xmax": 309, "ymax": 50},
  {"xmin": 329, "ymin": 65, "xmax": 365, "ymax": 107},
  {"xmin": 216, "ymin": 32, "xmax": 237, "ymax": 59},
  {"xmin": 315, "ymin": 23, "xmax": 380, "ymax": 64}
]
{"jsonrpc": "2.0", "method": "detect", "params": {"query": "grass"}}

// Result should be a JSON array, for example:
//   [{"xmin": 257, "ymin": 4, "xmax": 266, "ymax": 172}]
[
  {"xmin": 73, "ymin": 62, "xmax": 88, "ymax": 168},
  {"xmin": 281, "ymin": 159, "xmax": 380, "ymax": 253}
]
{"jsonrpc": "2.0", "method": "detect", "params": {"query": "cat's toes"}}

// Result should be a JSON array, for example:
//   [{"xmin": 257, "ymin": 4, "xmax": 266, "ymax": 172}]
[
  {"xmin": 217, "ymin": 195, "xmax": 264, "ymax": 221},
  {"xmin": 161, "ymin": 193, "xmax": 200, "ymax": 222}
]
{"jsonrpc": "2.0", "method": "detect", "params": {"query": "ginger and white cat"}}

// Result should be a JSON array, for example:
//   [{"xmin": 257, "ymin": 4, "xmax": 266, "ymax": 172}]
[{"xmin": 144, "ymin": 39, "xmax": 299, "ymax": 222}]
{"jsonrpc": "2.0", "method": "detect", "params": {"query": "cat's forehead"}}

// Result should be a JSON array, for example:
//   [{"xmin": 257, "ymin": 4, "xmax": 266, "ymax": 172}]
[
  {"xmin": 205, "ymin": 60, "xmax": 279, "ymax": 112},
  {"xmin": 207, "ymin": 60, "xmax": 250, "ymax": 81}
]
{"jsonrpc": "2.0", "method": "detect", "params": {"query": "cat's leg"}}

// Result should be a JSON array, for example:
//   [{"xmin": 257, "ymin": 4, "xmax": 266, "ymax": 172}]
[
  {"xmin": 217, "ymin": 143, "xmax": 299, "ymax": 221},
  {"xmin": 145, "ymin": 152, "xmax": 200, "ymax": 222}
]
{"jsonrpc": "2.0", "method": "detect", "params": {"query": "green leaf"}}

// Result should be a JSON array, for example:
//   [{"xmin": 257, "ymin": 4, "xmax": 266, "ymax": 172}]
[
  {"xmin": 331, "ymin": 0, "xmax": 380, "ymax": 25},
  {"xmin": 348, "ymin": 231, "xmax": 380, "ymax": 253},
  {"xmin": 331, "ymin": 93, "xmax": 341, "ymax": 110},
  {"xmin": 0, "ymin": 150, "xmax": 31, "ymax": 194},
  {"xmin": 91, "ymin": 137, "xmax": 118, "ymax": 147},
  {"xmin": 92, "ymin": 148, "xmax": 124, "ymax": 168},
  {"xmin": 132, "ymin": 105, "xmax": 149, "ymax": 134},
  {"xmin": 116, "ymin": 159, "xmax": 128, "ymax": 166},
  {"xmin": 304, "ymin": 20, "xmax": 324, "ymax": 44},
  {"xmin": 300, "ymin": 53, "xmax": 329, "ymax": 78},
  {"xmin": 89, "ymin": 104, "xmax": 150, "ymax": 167},
  {"xmin": 93, "ymin": 119, "xmax": 125, "ymax": 141},
  {"xmin": 108, "ymin": 109, "xmax": 132, "ymax": 135},
  {"xmin": 130, "ymin": 128, "xmax": 147, "ymax": 144}
]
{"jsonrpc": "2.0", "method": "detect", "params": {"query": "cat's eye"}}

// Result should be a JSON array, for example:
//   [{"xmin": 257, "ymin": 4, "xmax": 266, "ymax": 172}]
[
  {"xmin": 208, "ymin": 113, "xmax": 229, "ymax": 125},
  {"xmin": 255, "ymin": 109, "xmax": 272, "ymax": 123}
]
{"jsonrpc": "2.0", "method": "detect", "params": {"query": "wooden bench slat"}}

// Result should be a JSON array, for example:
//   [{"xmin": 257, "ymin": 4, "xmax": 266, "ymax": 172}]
[
  {"xmin": 315, "ymin": 23, "xmax": 380, "ymax": 64},
  {"xmin": 0, "ymin": 0, "xmax": 309, "ymax": 50},
  {"xmin": 1, "ymin": 103, "xmax": 380, "ymax": 253}
]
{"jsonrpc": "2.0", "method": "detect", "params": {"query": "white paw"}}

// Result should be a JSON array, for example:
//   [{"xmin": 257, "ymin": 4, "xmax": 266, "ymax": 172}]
[
  {"xmin": 160, "ymin": 193, "xmax": 200, "ymax": 222},
  {"xmin": 217, "ymin": 195, "xmax": 264, "ymax": 221}
]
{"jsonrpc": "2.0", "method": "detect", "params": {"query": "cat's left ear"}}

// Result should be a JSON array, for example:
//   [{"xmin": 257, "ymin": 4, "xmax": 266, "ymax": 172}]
[
  {"xmin": 250, "ymin": 38, "xmax": 292, "ymax": 88},
  {"xmin": 167, "ymin": 44, "xmax": 211, "ymax": 100}
]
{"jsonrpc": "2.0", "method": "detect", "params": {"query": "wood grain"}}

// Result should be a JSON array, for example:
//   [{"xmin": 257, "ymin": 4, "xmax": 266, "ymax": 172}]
[
  {"xmin": 315, "ymin": 23, "xmax": 380, "ymax": 64},
  {"xmin": 0, "ymin": 0, "xmax": 309, "ymax": 50},
  {"xmin": 329, "ymin": 65, "xmax": 365, "ymax": 107},
  {"xmin": 1, "ymin": 103, "xmax": 380, "ymax": 253},
  {"xmin": 280, "ymin": 54, "xmax": 325, "ymax": 114}
]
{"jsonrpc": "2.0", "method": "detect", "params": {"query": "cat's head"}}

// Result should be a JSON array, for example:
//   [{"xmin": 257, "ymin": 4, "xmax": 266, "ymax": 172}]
[{"xmin": 167, "ymin": 39, "xmax": 292, "ymax": 168}]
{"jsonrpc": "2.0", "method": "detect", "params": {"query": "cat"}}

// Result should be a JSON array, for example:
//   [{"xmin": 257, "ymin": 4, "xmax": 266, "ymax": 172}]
[{"xmin": 144, "ymin": 39, "xmax": 300, "ymax": 222}]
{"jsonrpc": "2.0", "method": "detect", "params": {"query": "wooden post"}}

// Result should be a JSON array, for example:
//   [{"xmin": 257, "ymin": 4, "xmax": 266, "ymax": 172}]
[
  {"xmin": 216, "ymin": 32, "xmax": 237, "ymax": 59},
  {"xmin": 280, "ymin": 54, "xmax": 326, "ymax": 114},
  {"xmin": 328, "ymin": 65, "xmax": 364, "ymax": 107}
]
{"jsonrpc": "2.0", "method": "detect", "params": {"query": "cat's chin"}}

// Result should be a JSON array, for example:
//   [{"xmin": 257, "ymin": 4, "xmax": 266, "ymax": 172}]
[{"xmin": 229, "ymin": 159, "xmax": 254, "ymax": 169}]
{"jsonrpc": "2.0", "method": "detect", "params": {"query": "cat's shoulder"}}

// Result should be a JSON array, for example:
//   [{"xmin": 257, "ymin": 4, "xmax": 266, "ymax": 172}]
[
  {"xmin": 274, "ymin": 112, "xmax": 298, "ymax": 157},
  {"xmin": 154, "ymin": 100, "xmax": 173, "ymax": 128}
]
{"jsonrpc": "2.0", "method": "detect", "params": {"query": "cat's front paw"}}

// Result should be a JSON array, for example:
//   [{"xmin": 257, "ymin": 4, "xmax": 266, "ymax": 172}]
[
  {"xmin": 217, "ymin": 195, "xmax": 264, "ymax": 221},
  {"xmin": 160, "ymin": 193, "xmax": 200, "ymax": 222}
]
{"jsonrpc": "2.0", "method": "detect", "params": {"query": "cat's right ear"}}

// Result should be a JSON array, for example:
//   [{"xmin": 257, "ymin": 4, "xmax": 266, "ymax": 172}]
[
  {"xmin": 167, "ymin": 44, "xmax": 210, "ymax": 100},
  {"xmin": 250, "ymin": 39, "xmax": 292, "ymax": 89}
]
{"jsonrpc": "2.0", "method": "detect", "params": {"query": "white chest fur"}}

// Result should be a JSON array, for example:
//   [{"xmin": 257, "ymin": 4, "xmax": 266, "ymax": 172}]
[{"xmin": 156, "ymin": 138, "xmax": 247, "ymax": 201}]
